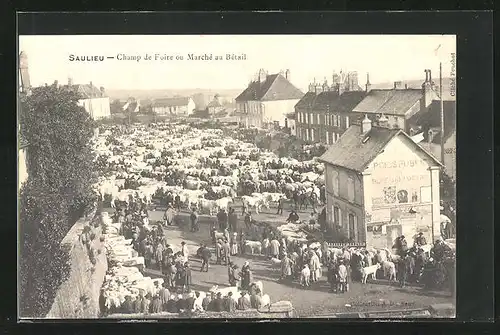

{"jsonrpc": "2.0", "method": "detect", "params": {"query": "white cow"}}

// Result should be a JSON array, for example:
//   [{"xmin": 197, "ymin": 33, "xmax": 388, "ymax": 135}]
[{"xmin": 242, "ymin": 195, "xmax": 269, "ymax": 215}]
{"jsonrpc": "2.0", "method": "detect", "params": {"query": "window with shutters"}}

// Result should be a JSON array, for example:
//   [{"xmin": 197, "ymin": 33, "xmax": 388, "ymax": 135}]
[
  {"xmin": 333, "ymin": 206, "xmax": 341, "ymax": 226},
  {"xmin": 348, "ymin": 213, "xmax": 356, "ymax": 241},
  {"xmin": 347, "ymin": 176, "xmax": 355, "ymax": 202},
  {"xmin": 332, "ymin": 170, "xmax": 339, "ymax": 196},
  {"xmin": 345, "ymin": 115, "xmax": 350, "ymax": 128}
]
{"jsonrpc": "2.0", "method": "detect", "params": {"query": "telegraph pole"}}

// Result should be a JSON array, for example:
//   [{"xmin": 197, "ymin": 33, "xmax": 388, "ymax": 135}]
[{"xmin": 440, "ymin": 62, "xmax": 445, "ymax": 164}]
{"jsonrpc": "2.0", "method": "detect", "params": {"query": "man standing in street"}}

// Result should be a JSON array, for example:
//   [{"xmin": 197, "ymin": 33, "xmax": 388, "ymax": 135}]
[
  {"xmin": 276, "ymin": 195, "xmax": 284, "ymax": 215},
  {"xmin": 190, "ymin": 208, "xmax": 199, "ymax": 232},
  {"xmin": 200, "ymin": 244, "xmax": 211, "ymax": 272}
]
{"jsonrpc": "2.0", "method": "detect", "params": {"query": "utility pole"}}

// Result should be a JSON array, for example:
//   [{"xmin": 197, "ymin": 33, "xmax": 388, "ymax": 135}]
[{"xmin": 440, "ymin": 62, "xmax": 445, "ymax": 164}]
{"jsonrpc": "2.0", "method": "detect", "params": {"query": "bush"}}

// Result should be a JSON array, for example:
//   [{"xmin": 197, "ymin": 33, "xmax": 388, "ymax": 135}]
[{"xmin": 18, "ymin": 85, "xmax": 98, "ymax": 317}]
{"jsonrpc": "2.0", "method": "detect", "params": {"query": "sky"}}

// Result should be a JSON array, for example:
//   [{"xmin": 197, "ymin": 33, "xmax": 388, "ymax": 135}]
[{"xmin": 19, "ymin": 35, "xmax": 456, "ymax": 92}]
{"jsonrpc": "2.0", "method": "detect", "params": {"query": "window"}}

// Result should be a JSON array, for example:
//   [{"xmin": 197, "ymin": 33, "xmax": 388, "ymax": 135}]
[
  {"xmin": 345, "ymin": 116, "xmax": 350, "ymax": 128},
  {"xmin": 333, "ymin": 206, "xmax": 341, "ymax": 226},
  {"xmin": 315, "ymin": 114, "xmax": 319, "ymax": 125},
  {"xmin": 332, "ymin": 170, "xmax": 339, "ymax": 196},
  {"xmin": 311, "ymin": 128, "xmax": 315, "ymax": 141},
  {"xmin": 348, "ymin": 213, "xmax": 356, "ymax": 241},
  {"xmin": 326, "ymin": 131, "xmax": 330, "ymax": 145},
  {"xmin": 347, "ymin": 176, "xmax": 355, "ymax": 202}
]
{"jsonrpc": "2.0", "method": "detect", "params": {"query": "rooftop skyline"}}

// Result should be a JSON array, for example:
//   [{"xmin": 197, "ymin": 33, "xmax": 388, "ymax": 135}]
[{"xmin": 19, "ymin": 35, "xmax": 456, "ymax": 92}]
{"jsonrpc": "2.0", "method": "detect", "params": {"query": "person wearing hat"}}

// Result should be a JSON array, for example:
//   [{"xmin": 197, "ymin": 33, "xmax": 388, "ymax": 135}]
[
  {"xmin": 215, "ymin": 239, "xmax": 223, "ymax": 265},
  {"xmin": 228, "ymin": 208, "xmax": 238, "ymax": 233},
  {"xmin": 190, "ymin": 208, "xmax": 199, "ymax": 232},
  {"xmin": 181, "ymin": 262, "xmax": 192, "ymax": 293},
  {"xmin": 200, "ymin": 244, "xmax": 212, "ymax": 272},
  {"xmin": 224, "ymin": 292, "xmax": 237, "ymax": 312},
  {"xmin": 237, "ymin": 291, "xmax": 251, "ymax": 310},
  {"xmin": 213, "ymin": 292, "xmax": 224, "ymax": 312},
  {"xmin": 240, "ymin": 261, "xmax": 252, "ymax": 291},
  {"xmin": 414, "ymin": 232, "xmax": 427, "ymax": 247}
]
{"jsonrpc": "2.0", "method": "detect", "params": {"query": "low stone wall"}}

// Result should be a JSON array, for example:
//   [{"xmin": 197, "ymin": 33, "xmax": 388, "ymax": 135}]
[
  {"xmin": 46, "ymin": 208, "xmax": 108, "ymax": 319},
  {"xmin": 108, "ymin": 307, "xmax": 296, "ymax": 319}
]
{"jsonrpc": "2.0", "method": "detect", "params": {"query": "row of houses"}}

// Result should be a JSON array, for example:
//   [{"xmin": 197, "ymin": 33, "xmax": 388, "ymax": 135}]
[
  {"xmin": 234, "ymin": 67, "xmax": 456, "ymax": 248},
  {"xmin": 234, "ymin": 68, "xmax": 456, "ymax": 181}
]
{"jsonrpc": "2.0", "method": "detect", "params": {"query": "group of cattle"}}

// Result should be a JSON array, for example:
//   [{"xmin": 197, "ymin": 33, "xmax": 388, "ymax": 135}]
[{"xmin": 92, "ymin": 122, "xmax": 326, "ymax": 216}]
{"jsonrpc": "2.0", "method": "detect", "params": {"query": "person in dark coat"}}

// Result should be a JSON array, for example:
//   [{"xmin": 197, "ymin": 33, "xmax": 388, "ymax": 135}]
[
  {"xmin": 190, "ymin": 209, "xmax": 199, "ymax": 232},
  {"xmin": 200, "ymin": 244, "xmax": 211, "ymax": 272},
  {"xmin": 244, "ymin": 211, "xmax": 253, "ymax": 230},
  {"xmin": 286, "ymin": 210, "xmax": 299, "ymax": 224},
  {"xmin": 217, "ymin": 209, "xmax": 228, "ymax": 231},
  {"xmin": 203, "ymin": 292, "xmax": 214, "ymax": 311},
  {"xmin": 240, "ymin": 261, "xmax": 252, "ymax": 291},
  {"xmin": 276, "ymin": 196, "xmax": 284, "ymax": 215},
  {"xmin": 239, "ymin": 232, "xmax": 247, "ymax": 256},
  {"xmin": 183, "ymin": 263, "xmax": 192, "ymax": 293},
  {"xmin": 213, "ymin": 292, "xmax": 224, "ymax": 312},
  {"xmin": 228, "ymin": 208, "xmax": 238, "ymax": 232},
  {"xmin": 133, "ymin": 295, "xmax": 143, "ymax": 313},
  {"xmin": 237, "ymin": 292, "xmax": 251, "ymax": 310},
  {"xmin": 122, "ymin": 295, "xmax": 134, "ymax": 314},
  {"xmin": 166, "ymin": 295, "xmax": 178, "ymax": 313},
  {"xmin": 176, "ymin": 294, "xmax": 187, "ymax": 312},
  {"xmin": 225, "ymin": 292, "xmax": 237, "ymax": 312},
  {"xmin": 414, "ymin": 232, "xmax": 427, "ymax": 247}
]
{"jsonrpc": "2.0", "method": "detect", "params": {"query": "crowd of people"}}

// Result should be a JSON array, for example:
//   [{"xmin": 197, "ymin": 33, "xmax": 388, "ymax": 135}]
[{"xmin": 113, "ymin": 281, "xmax": 268, "ymax": 316}]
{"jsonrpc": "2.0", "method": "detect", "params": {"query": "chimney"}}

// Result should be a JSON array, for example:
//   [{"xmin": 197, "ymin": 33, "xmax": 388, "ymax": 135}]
[
  {"xmin": 259, "ymin": 69, "xmax": 267, "ymax": 84},
  {"xmin": 337, "ymin": 83, "xmax": 344, "ymax": 96},
  {"xmin": 428, "ymin": 70, "xmax": 432, "ymax": 84},
  {"xmin": 322, "ymin": 78, "xmax": 329, "ymax": 92},
  {"xmin": 68, "ymin": 77, "xmax": 73, "ymax": 86},
  {"xmin": 53, "ymin": 80, "xmax": 59, "ymax": 88},
  {"xmin": 365, "ymin": 73, "xmax": 371, "ymax": 92},
  {"xmin": 308, "ymin": 83, "xmax": 316, "ymax": 93},
  {"xmin": 394, "ymin": 81, "xmax": 403, "ymax": 89},
  {"xmin": 378, "ymin": 113, "xmax": 389, "ymax": 128},
  {"xmin": 421, "ymin": 69, "xmax": 433, "ymax": 110},
  {"xmin": 405, "ymin": 83, "xmax": 408, "ymax": 89},
  {"xmin": 100, "ymin": 86, "xmax": 105, "ymax": 97},
  {"xmin": 361, "ymin": 114, "xmax": 372, "ymax": 135},
  {"xmin": 285, "ymin": 69, "xmax": 290, "ymax": 81}
]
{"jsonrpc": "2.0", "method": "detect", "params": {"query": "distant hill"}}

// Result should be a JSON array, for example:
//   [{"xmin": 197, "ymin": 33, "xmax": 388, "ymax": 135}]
[
  {"xmin": 371, "ymin": 77, "xmax": 455, "ymax": 101},
  {"xmin": 105, "ymin": 88, "xmax": 244, "ymax": 102}
]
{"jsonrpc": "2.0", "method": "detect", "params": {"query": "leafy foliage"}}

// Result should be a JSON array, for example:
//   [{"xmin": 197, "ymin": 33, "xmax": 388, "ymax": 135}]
[{"xmin": 18, "ymin": 85, "xmax": 98, "ymax": 317}]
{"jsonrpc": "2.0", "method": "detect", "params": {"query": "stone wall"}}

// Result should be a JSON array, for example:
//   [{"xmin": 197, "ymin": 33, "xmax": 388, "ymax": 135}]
[
  {"xmin": 45, "ymin": 208, "xmax": 108, "ymax": 319},
  {"xmin": 107, "ymin": 306, "xmax": 297, "ymax": 319}
]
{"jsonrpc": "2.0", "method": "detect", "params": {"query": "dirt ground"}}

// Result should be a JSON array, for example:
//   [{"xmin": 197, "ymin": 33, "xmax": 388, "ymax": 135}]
[{"xmin": 105, "ymin": 202, "xmax": 454, "ymax": 317}]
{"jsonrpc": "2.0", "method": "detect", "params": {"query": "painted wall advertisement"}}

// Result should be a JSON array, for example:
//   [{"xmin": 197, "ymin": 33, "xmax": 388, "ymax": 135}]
[{"xmin": 371, "ymin": 158, "xmax": 431, "ymax": 206}]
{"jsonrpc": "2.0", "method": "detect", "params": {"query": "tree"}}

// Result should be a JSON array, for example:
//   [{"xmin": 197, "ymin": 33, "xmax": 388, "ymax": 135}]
[{"xmin": 18, "ymin": 84, "xmax": 98, "ymax": 317}]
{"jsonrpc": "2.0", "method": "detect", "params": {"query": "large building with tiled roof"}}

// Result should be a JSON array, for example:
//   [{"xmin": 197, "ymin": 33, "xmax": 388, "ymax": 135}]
[
  {"xmin": 235, "ymin": 69, "xmax": 304, "ymax": 128},
  {"xmin": 63, "ymin": 78, "xmax": 111, "ymax": 120},
  {"xmin": 350, "ymin": 69, "xmax": 440, "ymax": 133},
  {"xmin": 318, "ymin": 117, "xmax": 443, "ymax": 249},
  {"xmin": 295, "ymin": 71, "xmax": 366, "ymax": 144}
]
